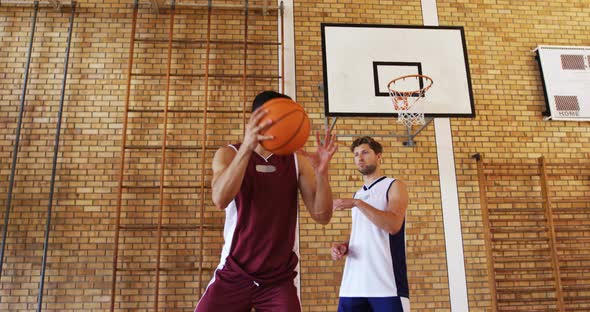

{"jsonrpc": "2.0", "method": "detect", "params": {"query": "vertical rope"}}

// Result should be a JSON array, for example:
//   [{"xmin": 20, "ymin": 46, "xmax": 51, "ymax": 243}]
[
  {"xmin": 36, "ymin": 3, "xmax": 76, "ymax": 311},
  {"xmin": 0, "ymin": 0, "xmax": 39, "ymax": 279}
]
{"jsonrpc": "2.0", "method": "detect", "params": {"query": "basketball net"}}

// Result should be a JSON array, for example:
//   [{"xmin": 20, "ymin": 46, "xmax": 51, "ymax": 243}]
[{"xmin": 387, "ymin": 74, "xmax": 434, "ymax": 127}]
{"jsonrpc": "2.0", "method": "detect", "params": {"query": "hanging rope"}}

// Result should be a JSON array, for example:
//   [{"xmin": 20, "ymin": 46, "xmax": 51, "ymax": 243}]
[
  {"xmin": 0, "ymin": 0, "xmax": 39, "ymax": 279},
  {"xmin": 36, "ymin": 2, "xmax": 76, "ymax": 311}
]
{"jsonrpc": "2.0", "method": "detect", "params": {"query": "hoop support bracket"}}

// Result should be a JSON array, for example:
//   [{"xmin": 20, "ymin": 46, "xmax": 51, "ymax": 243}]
[{"xmin": 325, "ymin": 116, "xmax": 434, "ymax": 147}]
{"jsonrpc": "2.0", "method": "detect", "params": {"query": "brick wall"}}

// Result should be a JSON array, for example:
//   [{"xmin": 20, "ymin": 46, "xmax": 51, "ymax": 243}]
[
  {"xmin": 438, "ymin": 1, "xmax": 590, "ymax": 310},
  {"xmin": 1, "ymin": 2, "xmax": 130, "ymax": 311},
  {"xmin": 1, "ymin": 1, "xmax": 589, "ymax": 311}
]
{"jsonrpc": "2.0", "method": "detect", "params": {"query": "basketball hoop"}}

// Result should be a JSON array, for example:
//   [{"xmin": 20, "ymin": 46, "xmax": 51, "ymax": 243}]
[{"xmin": 387, "ymin": 74, "xmax": 434, "ymax": 127}]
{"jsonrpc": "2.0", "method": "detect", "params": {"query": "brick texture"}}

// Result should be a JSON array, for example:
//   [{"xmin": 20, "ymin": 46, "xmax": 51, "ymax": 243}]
[{"xmin": 1, "ymin": 1, "xmax": 589, "ymax": 311}]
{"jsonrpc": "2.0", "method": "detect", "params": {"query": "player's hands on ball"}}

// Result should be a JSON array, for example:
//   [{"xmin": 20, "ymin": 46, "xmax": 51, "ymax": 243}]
[{"xmin": 244, "ymin": 108, "xmax": 273, "ymax": 151}]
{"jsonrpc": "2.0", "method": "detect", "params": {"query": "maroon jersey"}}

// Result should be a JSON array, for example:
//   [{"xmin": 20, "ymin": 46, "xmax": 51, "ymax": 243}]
[{"xmin": 220, "ymin": 144, "xmax": 299, "ymax": 285}]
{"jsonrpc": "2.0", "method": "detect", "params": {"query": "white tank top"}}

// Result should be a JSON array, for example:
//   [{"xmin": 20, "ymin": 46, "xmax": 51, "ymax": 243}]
[{"xmin": 339, "ymin": 176, "xmax": 409, "ymax": 298}]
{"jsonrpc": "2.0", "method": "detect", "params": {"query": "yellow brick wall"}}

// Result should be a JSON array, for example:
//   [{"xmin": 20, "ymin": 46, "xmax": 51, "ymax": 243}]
[
  {"xmin": 1, "ymin": 3, "xmax": 131, "ymax": 311},
  {"xmin": 437, "ymin": 0, "xmax": 590, "ymax": 310},
  {"xmin": 1, "ymin": 1, "xmax": 589, "ymax": 311}
]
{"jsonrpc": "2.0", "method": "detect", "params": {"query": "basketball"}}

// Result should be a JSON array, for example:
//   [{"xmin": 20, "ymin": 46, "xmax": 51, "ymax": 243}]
[{"xmin": 258, "ymin": 98, "xmax": 311, "ymax": 155}]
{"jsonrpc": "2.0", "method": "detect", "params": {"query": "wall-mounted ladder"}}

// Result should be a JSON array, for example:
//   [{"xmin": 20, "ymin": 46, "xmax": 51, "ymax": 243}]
[{"xmin": 474, "ymin": 154, "xmax": 590, "ymax": 312}]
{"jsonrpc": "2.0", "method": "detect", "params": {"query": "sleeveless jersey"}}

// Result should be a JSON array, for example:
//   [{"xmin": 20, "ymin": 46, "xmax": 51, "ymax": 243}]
[
  {"xmin": 339, "ymin": 176, "xmax": 409, "ymax": 298},
  {"xmin": 217, "ymin": 144, "xmax": 300, "ymax": 285}
]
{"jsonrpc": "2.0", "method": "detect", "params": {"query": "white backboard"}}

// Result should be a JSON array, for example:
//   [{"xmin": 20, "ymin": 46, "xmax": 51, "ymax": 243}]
[
  {"xmin": 536, "ymin": 45, "xmax": 590, "ymax": 121},
  {"xmin": 321, "ymin": 24, "xmax": 475, "ymax": 118}
]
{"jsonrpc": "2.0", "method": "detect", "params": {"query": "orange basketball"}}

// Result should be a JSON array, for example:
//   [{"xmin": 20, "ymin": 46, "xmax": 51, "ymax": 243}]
[{"xmin": 258, "ymin": 98, "xmax": 311, "ymax": 155}]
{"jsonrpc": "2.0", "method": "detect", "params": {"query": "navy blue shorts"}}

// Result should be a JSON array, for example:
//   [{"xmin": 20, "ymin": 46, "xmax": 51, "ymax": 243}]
[{"xmin": 338, "ymin": 296, "xmax": 407, "ymax": 312}]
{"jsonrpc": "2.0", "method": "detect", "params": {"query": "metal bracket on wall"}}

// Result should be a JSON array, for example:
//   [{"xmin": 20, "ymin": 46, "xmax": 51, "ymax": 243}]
[
  {"xmin": 325, "ymin": 116, "xmax": 434, "ymax": 147},
  {"xmin": 318, "ymin": 82, "xmax": 433, "ymax": 147}
]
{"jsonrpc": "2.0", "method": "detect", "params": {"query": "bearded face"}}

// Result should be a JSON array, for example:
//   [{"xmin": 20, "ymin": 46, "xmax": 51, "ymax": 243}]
[{"xmin": 358, "ymin": 164, "xmax": 377, "ymax": 176}]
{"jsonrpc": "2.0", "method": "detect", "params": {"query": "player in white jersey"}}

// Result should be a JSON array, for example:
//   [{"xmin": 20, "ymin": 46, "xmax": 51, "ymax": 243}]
[{"xmin": 331, "ymin": 136, "xmax": 410, "ymax": 312}]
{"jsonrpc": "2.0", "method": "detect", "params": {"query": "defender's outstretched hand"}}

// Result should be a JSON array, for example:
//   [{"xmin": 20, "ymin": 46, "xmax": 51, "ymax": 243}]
[
  {"xmin": 333, "ymin": 198, "xmax": 359, "ymax": 211},
  {"xmin": 298, "ymin": 128, "xmax": 337, "ymax": 175}
]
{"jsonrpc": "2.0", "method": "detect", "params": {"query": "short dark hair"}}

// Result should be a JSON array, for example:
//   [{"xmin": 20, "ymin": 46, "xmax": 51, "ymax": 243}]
[
  {"xmin": 351, "ymin": 136, "xmax": 383, "ymax": 154},
  {"xmin": 252, "ymin": 90, "xmax": 291, "ymax": 112}
]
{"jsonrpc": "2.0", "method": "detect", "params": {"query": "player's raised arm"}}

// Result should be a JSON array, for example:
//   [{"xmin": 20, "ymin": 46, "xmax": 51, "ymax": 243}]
[{"xmin": 297, "ymin": 128, "xmax": 338, "ymax": 224}]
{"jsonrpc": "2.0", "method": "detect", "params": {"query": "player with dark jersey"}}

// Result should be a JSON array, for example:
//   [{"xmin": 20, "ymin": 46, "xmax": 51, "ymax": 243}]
[{"xmin": 195, "ymin": 91, "xmax": 337, "ymax": 312}]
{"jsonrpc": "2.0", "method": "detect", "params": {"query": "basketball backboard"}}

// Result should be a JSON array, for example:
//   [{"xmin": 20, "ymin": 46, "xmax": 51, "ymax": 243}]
[{"xmin": 321, "ymin": 24, "xmax": 475, "ymax": 118}]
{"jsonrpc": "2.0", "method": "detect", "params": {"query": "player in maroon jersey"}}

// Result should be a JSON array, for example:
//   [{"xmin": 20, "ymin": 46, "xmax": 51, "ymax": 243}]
[{"xmin": 195, "ymin": 91, "xmax": 337, "ymax": 312}]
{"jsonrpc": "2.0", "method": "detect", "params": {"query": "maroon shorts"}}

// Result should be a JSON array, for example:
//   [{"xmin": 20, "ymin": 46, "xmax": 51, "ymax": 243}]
[{"xmin": 194, "ymin": 266, "xmax": 301, "ymax": 312}]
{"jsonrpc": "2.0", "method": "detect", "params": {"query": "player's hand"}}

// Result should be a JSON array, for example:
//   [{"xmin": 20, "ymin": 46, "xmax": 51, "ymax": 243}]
[
  {"xmin": 333, "ymin": 198, "xmax": 358, "ymax": 211},
  {"xmin": 298, "ymin": 128, "xmax": 337, "ymax": 175},
  {"xmin": 243, "ymin": 108, "xmax": 273, "ymax": 151},
  {"xmin": 331, "ymin": 242, "xmax": 348, "ymax": 260}
]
